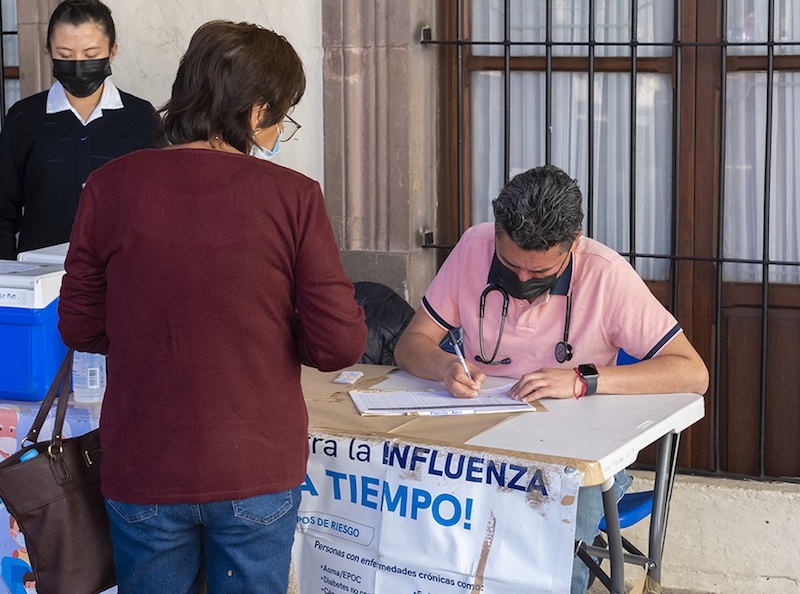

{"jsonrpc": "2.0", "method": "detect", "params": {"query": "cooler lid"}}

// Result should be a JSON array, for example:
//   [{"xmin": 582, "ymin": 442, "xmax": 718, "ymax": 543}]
[
  {"xmin": 0, "ymin": 261, "xmax": 66, "ymax": 308},
  {"xmin": 17, "ymin": 242, "xmax": 69, "ymax": 266}
]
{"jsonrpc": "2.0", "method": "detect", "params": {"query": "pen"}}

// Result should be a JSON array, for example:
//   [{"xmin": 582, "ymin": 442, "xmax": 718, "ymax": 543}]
[{"xmin": 448, "ymin": 329, "xmax": 473, "ymax": 380}]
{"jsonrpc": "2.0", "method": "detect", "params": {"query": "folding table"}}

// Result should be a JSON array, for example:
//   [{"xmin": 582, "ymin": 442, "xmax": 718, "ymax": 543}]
[{"xmin": 301, "ymin": 365, "xmax": 704, "ymax": 593}]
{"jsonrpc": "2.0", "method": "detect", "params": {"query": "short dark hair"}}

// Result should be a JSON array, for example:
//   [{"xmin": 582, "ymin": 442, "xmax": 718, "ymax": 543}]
[
  {"xmin": 158, "ymin": 20, "xmax": 306, "ymax": 153},
  {"xmin": 46, "ymin": 0, "xmax": 116, "ymax": 52},
  {"xmin": 492, "ymin": 165, "xmax": 584, "ymax": 252}
]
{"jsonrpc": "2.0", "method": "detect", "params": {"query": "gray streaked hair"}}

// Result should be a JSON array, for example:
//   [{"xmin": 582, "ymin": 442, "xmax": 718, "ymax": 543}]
[{"xmin": 492, "ymin": 165, "xmax": 584, "ymax": 252}]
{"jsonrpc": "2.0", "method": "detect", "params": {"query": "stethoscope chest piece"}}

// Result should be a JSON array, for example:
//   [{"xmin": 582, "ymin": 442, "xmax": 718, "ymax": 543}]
[{"xmin": 555, "ymin": 340, "xmax": 573, "ymax": 364}]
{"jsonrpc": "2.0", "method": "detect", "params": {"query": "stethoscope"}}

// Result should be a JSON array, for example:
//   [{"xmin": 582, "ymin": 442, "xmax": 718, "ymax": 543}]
[{"xmin": 475, "ymin": 285, "xmax": 574, "ymax": 365}]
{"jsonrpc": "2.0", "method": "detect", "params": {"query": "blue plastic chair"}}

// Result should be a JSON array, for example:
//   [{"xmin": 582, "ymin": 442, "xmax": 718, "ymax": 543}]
[
  {"xmin": 585, "ymin": 350, "xmax": 656, "ymax": 588},
  {"xmin": 601, "ymin": 349, "xmax": 653, "ymax": 531},
  {"xmin": 587, "ymin": 489, "xmax": 656, "ymax": 592},
  {"xmin": 598, "ymin": 489, "xmax": 653, "ymax": 532}
]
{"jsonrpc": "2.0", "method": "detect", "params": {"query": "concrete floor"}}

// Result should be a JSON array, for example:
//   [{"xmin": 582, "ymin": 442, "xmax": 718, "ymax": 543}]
[{"xmin": 584, "ymin": 564, "xmax": 712, "ymax": 594}]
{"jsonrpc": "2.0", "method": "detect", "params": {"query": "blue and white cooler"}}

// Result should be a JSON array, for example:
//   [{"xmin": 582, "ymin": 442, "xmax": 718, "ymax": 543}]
[{"xmin": 0, "ymin": 261, "xmax": 68, "ymax": 401}]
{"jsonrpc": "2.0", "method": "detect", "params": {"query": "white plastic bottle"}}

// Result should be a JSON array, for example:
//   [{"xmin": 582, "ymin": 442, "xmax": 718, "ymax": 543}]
[{"xmin": 71, "ymin": 351, "xmax": 107, "ymax": 403}]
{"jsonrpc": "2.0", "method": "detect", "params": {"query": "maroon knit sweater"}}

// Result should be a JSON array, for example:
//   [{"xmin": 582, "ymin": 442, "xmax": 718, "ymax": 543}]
[{"xmin": 58, "ymin": 148, "xmax": 366, "ymax": 504}]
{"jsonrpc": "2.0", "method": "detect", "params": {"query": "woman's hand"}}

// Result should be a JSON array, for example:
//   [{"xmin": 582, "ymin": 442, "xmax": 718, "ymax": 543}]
[{"xmin": 509, "ymin": 368, "xmax": 578, "ymax": 402}]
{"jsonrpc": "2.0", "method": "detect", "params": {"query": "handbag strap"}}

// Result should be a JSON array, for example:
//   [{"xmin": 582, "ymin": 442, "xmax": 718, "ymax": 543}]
[
  {"xmin": 49, "ymin": 349, "xmax": 76, "ymax": 457},
  {"xmin": 20, "ymin": 349, "xmax": 74, "ymax": 448}
]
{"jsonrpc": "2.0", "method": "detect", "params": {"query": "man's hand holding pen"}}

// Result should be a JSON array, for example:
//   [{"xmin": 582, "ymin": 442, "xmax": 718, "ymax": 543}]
[
  {"xmin": 444, "ymin": 329, "xmax": 485, "ymax": 398},
  {"xmin": 444, "ymin": 359, "xmax": 485, "ymax": 398}
]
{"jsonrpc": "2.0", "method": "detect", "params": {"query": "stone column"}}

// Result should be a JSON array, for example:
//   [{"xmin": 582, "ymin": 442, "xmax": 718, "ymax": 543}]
[
  {"xmin": 17, "ymin": 0, "xmax": 60, "ymax": 98},
  {"xmin": 322, "ymin": 0, "xmax": 439, "ymax": 306}
]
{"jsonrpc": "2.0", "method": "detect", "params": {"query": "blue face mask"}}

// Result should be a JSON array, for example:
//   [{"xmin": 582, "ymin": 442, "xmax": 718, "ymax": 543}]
[{"xmin": 250, "ymin": 137, "xmax": 281, "ymax": 161}]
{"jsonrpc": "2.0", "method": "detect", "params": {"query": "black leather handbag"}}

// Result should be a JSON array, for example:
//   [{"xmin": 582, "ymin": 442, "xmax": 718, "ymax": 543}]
[{"xmin": 0, "ymin": 350, "xmax": 116, "ymax": 594}]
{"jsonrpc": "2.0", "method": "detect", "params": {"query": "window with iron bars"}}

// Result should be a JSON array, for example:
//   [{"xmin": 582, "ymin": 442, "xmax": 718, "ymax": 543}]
[
  {"xmin": 430, "ymin": 0, "xmax": 800, "ymax": 482},
  {"xmin": 1, "ymin": 0, "xmax": 20, "ymax": 126}
]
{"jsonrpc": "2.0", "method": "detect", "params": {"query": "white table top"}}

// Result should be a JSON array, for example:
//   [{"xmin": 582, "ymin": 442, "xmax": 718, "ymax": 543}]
[
  {"xmin": 465, "ymin": 391, "xmax": 704, "ymax": 482},
  {"xmin": 301, "ymin": 366, "xmax": 705, "ymax": 486}
]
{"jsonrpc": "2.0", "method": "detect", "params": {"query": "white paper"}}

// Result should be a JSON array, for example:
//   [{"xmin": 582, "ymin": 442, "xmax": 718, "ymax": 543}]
[
  {"xmin": 349, "ymin": 383, "xmax": 536, "ymax": 416},
  {"xmin": 371, "ymin": 369, "xmax": 517, "ymax": 391},
  {"xmin": 333, "ymin": 370, "xmax": 364, "ymax": 384}
]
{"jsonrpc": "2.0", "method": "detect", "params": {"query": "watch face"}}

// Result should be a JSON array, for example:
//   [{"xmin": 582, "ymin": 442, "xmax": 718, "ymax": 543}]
[{"xmin": 579, "ymin": 363, "xmax": 598, "ymax": 376}]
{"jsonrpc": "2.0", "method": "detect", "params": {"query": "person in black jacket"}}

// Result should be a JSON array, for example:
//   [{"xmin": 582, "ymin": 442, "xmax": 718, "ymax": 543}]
[
  {"xmin": 0, "ymin": 0, "xmax": 157, "ymax": 260},
  {"xmin": 354, "ymin": 281, "xmax": 415, "ymax": 366}
]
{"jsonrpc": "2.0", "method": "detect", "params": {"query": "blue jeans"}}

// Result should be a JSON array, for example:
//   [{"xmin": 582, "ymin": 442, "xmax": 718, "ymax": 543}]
[
  {"xmin": 105, "ymin": 487, "xmax": 301, "ymax": 594},
  {"xmin": 571, "ymin": 471, "xmax": 632, "ymax": 594}
]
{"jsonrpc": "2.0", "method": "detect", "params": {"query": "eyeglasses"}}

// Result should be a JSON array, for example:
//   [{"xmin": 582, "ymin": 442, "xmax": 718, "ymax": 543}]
[{"xmin": 280, "ymin": 115, "xmax": 301, "ymax": 142}]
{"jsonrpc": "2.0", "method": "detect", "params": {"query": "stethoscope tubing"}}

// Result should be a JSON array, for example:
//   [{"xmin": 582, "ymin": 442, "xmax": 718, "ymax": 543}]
[
  {"xmin": 476, "ymin": 284, "xmax": 573, "ymax": 365},
  {"xmin": 477, "ymin": 284, "xmax": 510, "ymax": 365}
]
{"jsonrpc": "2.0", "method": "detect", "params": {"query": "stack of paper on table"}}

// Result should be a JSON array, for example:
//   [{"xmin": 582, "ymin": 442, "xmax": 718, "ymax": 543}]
[{"xmin": 349, "ymin": 371, "xmax": 538, "ymax": 416}]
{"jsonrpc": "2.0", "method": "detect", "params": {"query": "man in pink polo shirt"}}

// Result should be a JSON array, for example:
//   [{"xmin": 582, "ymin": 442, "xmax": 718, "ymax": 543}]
[{"xmin": 394, "ymin": 164, "xmax": 708, "ymax": 594}]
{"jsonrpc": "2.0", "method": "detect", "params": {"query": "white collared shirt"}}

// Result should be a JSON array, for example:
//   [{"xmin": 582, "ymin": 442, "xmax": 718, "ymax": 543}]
[{"xmin": 46, "ymin": 79, "xmax": 124, "ymax": 126}]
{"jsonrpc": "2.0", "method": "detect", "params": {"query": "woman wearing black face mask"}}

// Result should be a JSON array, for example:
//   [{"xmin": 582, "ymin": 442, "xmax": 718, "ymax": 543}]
[{"xmin": 0, "ymin": 0, "xmax": 157, "ymax": 260}]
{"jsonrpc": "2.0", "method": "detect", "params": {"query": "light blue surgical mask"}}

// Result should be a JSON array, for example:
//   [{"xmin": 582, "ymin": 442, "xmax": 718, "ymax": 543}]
[{"xmin": 250, "ymin": 137, "xmax": 281, "ymax": 161}]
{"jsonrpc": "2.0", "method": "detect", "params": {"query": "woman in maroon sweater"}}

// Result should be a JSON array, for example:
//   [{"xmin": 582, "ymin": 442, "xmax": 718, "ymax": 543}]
[{"xmin": 58, "ymin": 20, "xmax": 366, "ymax": 594}]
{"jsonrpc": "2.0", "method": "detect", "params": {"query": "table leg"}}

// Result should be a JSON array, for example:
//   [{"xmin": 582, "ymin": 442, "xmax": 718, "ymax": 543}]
[
  {"xmin": 601, "ymin": 475, "xmax": 625, "ymax": 594},
  {"xmin": 649, "ymin": 431, "xmax": 680, "ymax": 584}
]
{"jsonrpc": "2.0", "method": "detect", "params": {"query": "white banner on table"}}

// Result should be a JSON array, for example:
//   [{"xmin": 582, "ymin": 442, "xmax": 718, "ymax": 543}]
[{"xmin": 293, "ymin": 432, "xmax": 583, "ymax": 594}]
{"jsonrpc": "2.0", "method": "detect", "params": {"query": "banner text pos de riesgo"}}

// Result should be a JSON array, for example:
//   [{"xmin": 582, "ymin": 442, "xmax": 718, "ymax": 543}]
[{"xmin": 293, "ymin": 432, "xmax": 583, "ymax": 594}]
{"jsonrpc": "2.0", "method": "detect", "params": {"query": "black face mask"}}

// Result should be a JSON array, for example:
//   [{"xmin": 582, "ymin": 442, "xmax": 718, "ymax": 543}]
[
  {"xmin": 488, "ymin": 253, "xmax": 559, "ymax": 301},
  {"xmin": 52, "ymin": 58, "xmax": 112, "ymax": 98}
]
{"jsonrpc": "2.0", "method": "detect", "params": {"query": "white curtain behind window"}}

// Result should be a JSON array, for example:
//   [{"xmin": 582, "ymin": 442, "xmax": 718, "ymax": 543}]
[
  {"xmin": 470, "ymin": 0, "xmax": 674, "ymax": 279},
  {"xmin": 469, "ymin": 0, "xmax": 800, "ymax": 284},
  {"xmin": 724, "ymin": 2, "xmax": 800, "ymax": 283},
  {"xmin": 724, "ymin": 72, "xmax": 800, "ymax": 284}
]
